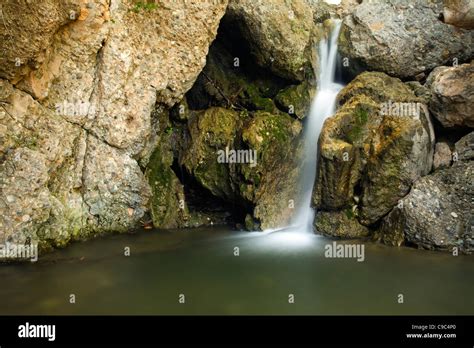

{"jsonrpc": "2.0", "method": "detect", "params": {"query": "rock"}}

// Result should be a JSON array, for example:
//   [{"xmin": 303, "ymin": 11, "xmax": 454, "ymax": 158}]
[
  {"xmin": 426, "ymin": 62, "xmax": 474, "ymax": 129},
  {"xmin": 225, "ymin": 0, "xmax": 316, "ymax": 81},
  {"xmin": 315, "ymin": 210, "xmax": 370, "ymax": 239},
  {"xmin": 433, "ymin": 141, "xmax": 452, "ymax": 170},
  {"xmin": 181, "ymin": 107, "xmax": 243, "ymax": 201},
  {"xmin": 339, "ymin": 0, "xmax": 474, "ymax": 79},
  {"xmin": 178, "ymin": 106, "xmax": 302, "ymax": 230},
  {"xmin": 0, "ymin": 0, "xmax": 81, "ymax": 83},
  {"xmin": 455, "ymin": 131, "xmax": 474, "ymax": 161},
  {"xmin": 305, "ymin": 0, "xmax": 333, "ymax": 23},
  {"xmin": 82, "ymin": 135, "xmax": 151, "ymax": 234},
  {"xmin": 442, "ymin": 0, "xmax": 474, "ymax": 29},
  {"xmin": 244, "ymin": 213, "xmax": 260, "ymax": 231},
  {"xmin": 380, "ymin": 161, "xmax": 474, "ymax": 253},
  {"xmin": 146, "ymin": 109, "xmax": 189, "ymax": 229},
  {"xmin": 315, "ymin": 72, "xmax": 435, "ymax": 231},
  {"xmin": 274, "ymin": 81, "xmax": 316, "ymax": 119},
  {"xmin": 186, "ymin": 38, "xmax": 286, "ymax": 113},
  {"xmin": 0, "ymin": 0, "xmax": 228, "ymax": 253},
  {"xmin": 335, "ymin": 0, "xmax": 360, "ymax": 17},
  {"xmin": 242, "ymin": 111, "xmax": 303, "ymax": 229}
]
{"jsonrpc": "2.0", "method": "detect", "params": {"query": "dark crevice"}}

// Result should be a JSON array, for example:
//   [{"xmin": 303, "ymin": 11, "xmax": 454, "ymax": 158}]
[
  {"xmin": 186, "ymin": 14, "xmax": 293, "ymax": 111},
  {"xmin": 169, "ymin": 158, "xmax": 246, "ymax": 225}
]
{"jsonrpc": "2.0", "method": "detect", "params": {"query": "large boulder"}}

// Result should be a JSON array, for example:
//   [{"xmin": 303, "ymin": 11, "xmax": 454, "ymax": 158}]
[
  {"xmin": 426, "ymin": 62, "xmax": 474, "ymax": 129},
  {"xmin": 180, "ymin": 107, "xmax": 243, "ymax": 201},
  {"xmin": 339, "ymin": 0, "xmax": 474, "ymax": 79},
  {"xmin": 379, "ymin": 161, "xmax": 474, "ymax": 252},
  {"xmin": 225, "ymin": 0, "xmax": 316, "ymax": 81},
  {"xmin": 241, "ymin": 111, "xmax": 302, "ymax": 229},
  {"xmin": 0, "ymin": 0, "xmax": 228, "ymax": 253},
  {"xmin": 314, "ymin": 72, "xmax": 435, "ymax": 234}
]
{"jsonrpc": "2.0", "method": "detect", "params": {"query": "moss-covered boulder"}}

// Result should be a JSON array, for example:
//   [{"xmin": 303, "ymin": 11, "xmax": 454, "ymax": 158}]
[
  {"xmin": 241, "ymin": 111, "xmax": 303, "ymax": 229},
  {"xmin": 274, "ymin": 81, "xmax": 316, "ymax": 119},
  {"xmin": 180, "ymin": 107, "xmax": 243, "ymax": 201},
  {"xmin": 314, "ymin": 72, "xmax": 435, "ymax": 236}
]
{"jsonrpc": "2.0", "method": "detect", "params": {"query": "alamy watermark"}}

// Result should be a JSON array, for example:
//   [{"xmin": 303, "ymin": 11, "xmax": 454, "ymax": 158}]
[
  {"xmin": 379, "ymin": 100, "xmax": 427, "ymax": 117},
  {"xmin": 0, "ymin": 242, "xmax": 38, "ymax": 262},
  {"xmin": 217, "ymin": 146, "xmax": 257, "ymax": 168},
  {"xmin": 324, "ymin": 241, "xmax": 365, "ymax": 262},
  {"xmin": 55, "ymin": 100, "xmax": 95, "ymax": 118}
]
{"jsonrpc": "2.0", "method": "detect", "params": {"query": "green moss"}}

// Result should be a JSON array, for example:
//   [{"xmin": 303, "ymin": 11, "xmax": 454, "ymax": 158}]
[
  {"xmin": 130, "ymin": 1, "xmax": 159, "ymax": 13},
  {"xmin": 345, "ymin": 207, "xmax": 355, "ymax": 219},
  {"xmin": 347, "ymin": 107, "xmax": 369, "ymax": 143},
  {"xmin": 274, "ymin": 81, "xmax": 315, "ymax": 119}
]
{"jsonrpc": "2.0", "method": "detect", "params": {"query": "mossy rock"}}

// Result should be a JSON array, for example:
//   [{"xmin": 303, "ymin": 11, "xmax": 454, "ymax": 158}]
[
  {"xmin": 314, "ymin": 71, "xmax": 435, "ymax": 232},
  {"xmin": 274, "ymin": 81, "xmax": 316, "ymax": 119},
  {"xmin": 181, "ymin": 107, "xmax": 242, "ymax": 201},
  {"xmin": 314, "ymin": 210, "xmax": 370, "ymax": 239}
]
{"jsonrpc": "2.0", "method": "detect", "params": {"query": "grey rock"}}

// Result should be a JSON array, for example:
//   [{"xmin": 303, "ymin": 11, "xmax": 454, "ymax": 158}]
[
  {"xmin": 455, "ymin": 131, "xmax": 474, "ymax": 161},
  {"xmin": 380, "ymin": 161, "xmax": 474, "ymax": 252},
  {"xmin": 339, "ymin": 0, "xmax": 474, "ymax": 79}
]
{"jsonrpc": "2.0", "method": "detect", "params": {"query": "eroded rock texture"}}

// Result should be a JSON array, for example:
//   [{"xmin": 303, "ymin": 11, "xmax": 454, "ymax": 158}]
[
  {"xmin": 314, "ymin": 72, "xmax": 435, "ymax": 237},
  {"xmin": 0, "ymin": 0, "xmax": 228, "ymax": 252},
  {"xmin": 338, "ymin": 0, "xmax": 474, "ymax": 79}
]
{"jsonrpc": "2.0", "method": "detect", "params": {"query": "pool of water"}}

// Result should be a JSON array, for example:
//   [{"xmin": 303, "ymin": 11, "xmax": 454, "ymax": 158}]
[{"xmin": 0, "ymin": 226, "xmax": 473, "ymax": 315}]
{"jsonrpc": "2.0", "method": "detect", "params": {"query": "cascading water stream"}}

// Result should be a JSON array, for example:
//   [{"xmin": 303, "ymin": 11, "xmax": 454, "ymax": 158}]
[{"xmin": 291, "ymin": 20, "xmax": 344, "ymax": 232}]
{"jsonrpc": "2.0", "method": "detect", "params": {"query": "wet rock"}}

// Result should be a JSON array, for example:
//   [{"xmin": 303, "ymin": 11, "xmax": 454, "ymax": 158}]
[
  {"xmin": 315, "ymin": 72, "xmax": 435, "ymax": 231},
  {"xmin": 380, "ymin": 161, "xmax": 474, "ymax": 252},
  {"xmin": 242, "ymin": 111, "xmax": 303, "ymax": 229},
  {"xmin": 274, "ymin": 81, "xmax": 316, "ymax": 119},
  {"xmin": 315, "ymin": 210, "xmax": 369, "ymax": 239},
  {"xmin": 339, "ymin": 0, "xmax": 474, "ymax": 79},
  {"xmin": 426, "ymin": 62, "xmax": 474, "ymax": 129},
  {"xmin": 433, "ymin": 141, "xmax": 452, "ymax": 170}
]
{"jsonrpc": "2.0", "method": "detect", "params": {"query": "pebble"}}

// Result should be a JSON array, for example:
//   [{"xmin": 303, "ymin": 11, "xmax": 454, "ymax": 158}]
[
  {"xmin": 6, "ymin": 195, "xmax": 15, "ymax": 203},
  {"xmin": 451, "ymin": 212, "xmax": 458, "ymax": 218}
]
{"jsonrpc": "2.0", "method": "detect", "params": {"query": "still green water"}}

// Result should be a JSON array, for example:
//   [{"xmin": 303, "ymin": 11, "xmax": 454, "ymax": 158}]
[{"xmin": 0, "ymin": 226, "xmax": 473, "ymax": 315}]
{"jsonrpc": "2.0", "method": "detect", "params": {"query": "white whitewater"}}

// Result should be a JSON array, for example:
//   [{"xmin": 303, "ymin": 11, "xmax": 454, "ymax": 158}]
[{"xmin": 291, "ymin": 20, "xmax": 344, "ymax": 232}]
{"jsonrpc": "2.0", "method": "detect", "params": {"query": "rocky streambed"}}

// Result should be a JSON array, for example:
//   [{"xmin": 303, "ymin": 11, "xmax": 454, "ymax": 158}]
[{"xmin": 0, "ymin": 0, "xmax": 473, "ymax": 258}]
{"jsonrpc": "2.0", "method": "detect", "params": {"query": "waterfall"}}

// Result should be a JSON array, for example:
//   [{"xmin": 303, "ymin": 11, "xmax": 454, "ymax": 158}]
[{"xmin": 291, "ymin": 20, "xmax": 344, "ymax": 232}]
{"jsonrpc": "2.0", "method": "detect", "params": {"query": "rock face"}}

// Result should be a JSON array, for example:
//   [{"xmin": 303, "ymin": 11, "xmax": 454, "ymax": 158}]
[
  {"xmin": 426, "ymin": 62, "xmax": 474, "ymax": 129},
  {"xmin": 314, "ymin": 72, "xmax": 435, "ymax": 235},
  {"xmin": 339, "ymin": 0, "xmax": 474, "ymax": 79},
  {"xmin": 178, "ymin": 106, "xmax": 303, "ymax": 230},
  {"xmin": 225, "ymin": 0, "xmax": 316, "ymax": 81},
  {"xmin": 433, "ymin": 141, "xmax": 452, "ymax": 170},
  {"xmin": 443, "ymin": 0, "xmax": 474, "ymax": 29},
  {"xmin": 455, "ymin": 131, "xmax": 474, "ymax": 161},
  {"xmin": 0, "ymin": 0, "xmax": 228, "ymax": 252},
  {"xmin": 380, "ymin": 161, "xmax": 474, "ymax": 252}
]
